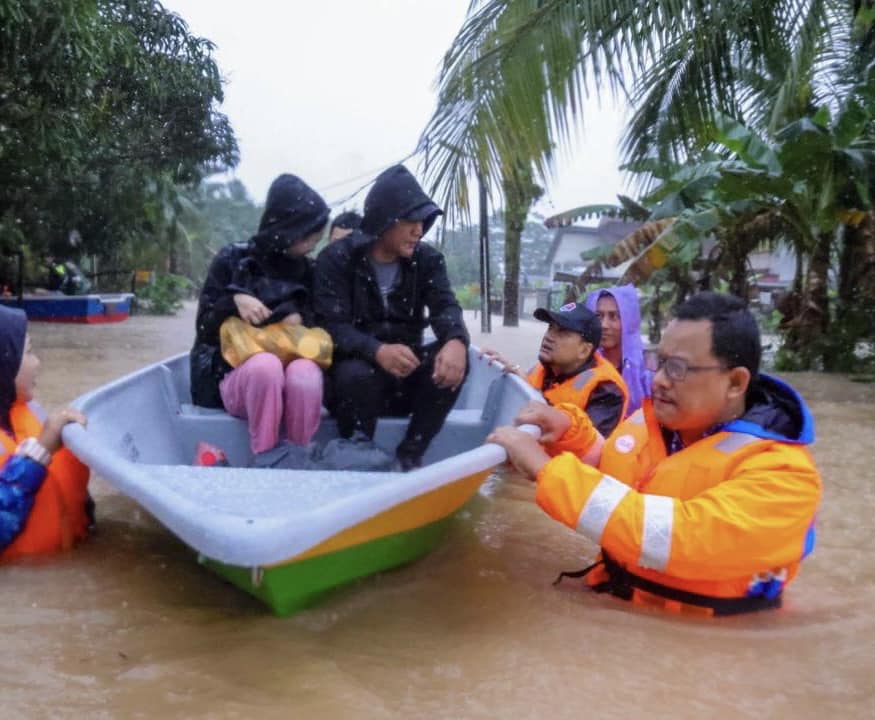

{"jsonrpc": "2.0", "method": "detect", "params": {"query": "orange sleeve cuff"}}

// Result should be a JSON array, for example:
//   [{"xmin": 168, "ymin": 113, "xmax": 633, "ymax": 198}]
[
  {"xmin": 543, "ymin": 402, "xmax": 598, "ymax": 457},
  {"xmin": 535, "ymin": 452, "xmax": 602, "ymax": 529}
]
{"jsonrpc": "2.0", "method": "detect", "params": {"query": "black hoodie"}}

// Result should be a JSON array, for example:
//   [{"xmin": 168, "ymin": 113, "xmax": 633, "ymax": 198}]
[
  {"xmin": 313, "ymin": 165, "xmax": 468, "ymax": 362},
  {"xmin": 190, "ymin": 175, "xmax": 329, "ymax": 408},
  {"xmin": 360, "ymin": 165, "xmax": 443, "ymax": 236}
]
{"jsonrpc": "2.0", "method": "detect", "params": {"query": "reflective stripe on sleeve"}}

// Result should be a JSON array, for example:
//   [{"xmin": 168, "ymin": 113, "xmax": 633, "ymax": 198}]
[
  {"xmin": 714, "ymin": 432, "xmax": 759, "ymax": 454},
  {"xmin": 575, "ymin": 474, "xmax": 630, "ymax": 543},
  {"xmin": 639, "ymin": 495, "xmax": 674, "ymax": 571},
  {"xmin": 573, "ymin": 370, "xmax": 595, "ymax": 390}
]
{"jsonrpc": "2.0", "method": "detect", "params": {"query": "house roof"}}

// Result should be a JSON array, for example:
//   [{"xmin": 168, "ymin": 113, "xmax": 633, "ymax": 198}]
[
  {"xmin": 544, "ymin": 226, "xmax": 600, "ymax": 269},
  {"xmin": 544, "ymin": 216, "xmax": 643, "ymax": 272}
]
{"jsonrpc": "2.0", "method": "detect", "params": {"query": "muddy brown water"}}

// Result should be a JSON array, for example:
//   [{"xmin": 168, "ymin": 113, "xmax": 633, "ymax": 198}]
[{"xmin": 2, "ymin": 305, "xmax": 873, "ymax": 718}]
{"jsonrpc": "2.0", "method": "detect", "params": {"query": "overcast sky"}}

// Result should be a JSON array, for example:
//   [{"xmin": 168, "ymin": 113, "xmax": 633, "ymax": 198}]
[{"xmin": 164, "ymin": 0, "xmax": 630, "ymax": 221}]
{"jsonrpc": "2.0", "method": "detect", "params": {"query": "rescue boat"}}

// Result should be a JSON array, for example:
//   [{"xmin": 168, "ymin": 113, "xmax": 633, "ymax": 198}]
[
  {"xmin": 62, "ymin": 349, "xmax": 538, "ymax": 615},
  {"xmin": 0, "ymin": 293, "xmax": 135, "ymax": 323}
]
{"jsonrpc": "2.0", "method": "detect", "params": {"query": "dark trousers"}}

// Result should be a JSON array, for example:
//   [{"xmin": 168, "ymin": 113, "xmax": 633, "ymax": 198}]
[{"xmin": 326, "ymin": 342, "xmax": 465, "ymax": 463}]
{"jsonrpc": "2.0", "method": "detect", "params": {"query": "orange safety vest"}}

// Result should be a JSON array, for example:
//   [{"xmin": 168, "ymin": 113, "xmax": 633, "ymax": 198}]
[
  {"xmin": 0, "ymin": 401, "xmax": 91, "ymax": 560},
  {"xmin": 536, "ymin": 396, "xmax": 821, "ymax": 615},
  {"xmin": 526, "ymin": 354, "xmax": 629, "ymax": 417}
]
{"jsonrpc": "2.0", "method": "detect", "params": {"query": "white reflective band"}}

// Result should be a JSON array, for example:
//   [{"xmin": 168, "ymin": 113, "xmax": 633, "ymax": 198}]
[
  {"xmin": 714, "ymin": 432, "xmax": 759, "ymax": 454},
  {"xmin": 639, "ymin": 495, "xmax": 674, "ymax": 571},
  {"xmin": 575, "ymin": 474, "xmax": 630, "ymax": 543},
  {"xmin": 573, "ymin": 370, "xmax": 595, "ymax": 390},
  {"xmin": 628, "ymin": 410, "xmax": 645, "ymax": 425}
]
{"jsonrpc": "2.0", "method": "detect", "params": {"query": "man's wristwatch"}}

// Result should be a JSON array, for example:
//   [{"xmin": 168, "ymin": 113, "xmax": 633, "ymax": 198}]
[{"xmin": 15, "ymin": 437, "xmax": 53, "ymax": 466}]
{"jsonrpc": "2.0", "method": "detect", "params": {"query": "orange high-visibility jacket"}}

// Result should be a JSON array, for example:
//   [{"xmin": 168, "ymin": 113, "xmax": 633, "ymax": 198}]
[
  {"xmin": 0, "ymin": 401, "xmax": 91, "ymax": 560},
  {"xmin": 536, "ymin": 374, "xmax": 821, "ymax": 614},
  {"xmin": 527, "ymin": 354, "xmax": 629, "ymax": 431}
]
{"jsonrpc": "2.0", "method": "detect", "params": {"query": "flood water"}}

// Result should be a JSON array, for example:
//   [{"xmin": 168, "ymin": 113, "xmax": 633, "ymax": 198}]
[{"xmin": 2, "ymin": 305, "xmax": 873, "ymax": 718}]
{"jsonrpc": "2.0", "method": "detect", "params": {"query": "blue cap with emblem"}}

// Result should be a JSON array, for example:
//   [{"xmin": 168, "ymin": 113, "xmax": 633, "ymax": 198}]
[{"xmin": 533, "ymin": 302, "xmax": 602, "ymax": 346}]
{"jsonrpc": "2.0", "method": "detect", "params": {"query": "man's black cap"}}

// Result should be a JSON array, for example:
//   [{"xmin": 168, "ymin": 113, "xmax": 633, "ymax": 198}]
[{"xmin": 533, "ymin": 302, "xmax": 602, "ymax": 346}]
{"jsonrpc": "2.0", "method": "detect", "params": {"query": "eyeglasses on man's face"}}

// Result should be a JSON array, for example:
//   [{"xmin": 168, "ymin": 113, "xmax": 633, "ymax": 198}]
[{"xmin": 644, "ymin": 352, "xmax": 726, "ymax": 382}]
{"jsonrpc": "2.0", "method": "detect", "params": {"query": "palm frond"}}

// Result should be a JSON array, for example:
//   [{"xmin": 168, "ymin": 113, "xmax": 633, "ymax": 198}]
[{"xmin": 544, "ymin": 203, "xmax": 630, "ymax": 228}]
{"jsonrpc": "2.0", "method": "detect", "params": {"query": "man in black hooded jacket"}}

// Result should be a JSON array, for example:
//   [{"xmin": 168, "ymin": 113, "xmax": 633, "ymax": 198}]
[
  {"xmin": 190, "ymin": 174, "xmax": 329, "ymax": 412},
  {"xmin": 314, "ymin": 165, "xmax": 469, "ymax": 470}
]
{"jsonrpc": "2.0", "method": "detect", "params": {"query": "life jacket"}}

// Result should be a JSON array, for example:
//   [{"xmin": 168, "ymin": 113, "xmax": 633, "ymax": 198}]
[
  {"xmin": 0, "ymin": 401, "xmax": 91, "ymax": 560},
  {"xmin": 538, "ymin": 376, "xmax": 821, "ymax": 616},
  {"xmin": 526, "ymin": 353, "xmax": 629, "ymax": 417}
]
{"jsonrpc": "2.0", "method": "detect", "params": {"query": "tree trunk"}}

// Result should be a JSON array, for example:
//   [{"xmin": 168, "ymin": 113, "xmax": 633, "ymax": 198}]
[
  {"xmin": 649, "ymin": 282, "xmax": 664, "ymax": 345},
  {"xmin": 809, "ymin": 232, "xmax": 832, "ymax": 368},
  {"xmin": 840, "ymin": 212, "xmax": 875, "ymax": 311},
  {"xmin": 503, "ymin": 231, "xmax": 520, "ymax": 326},
  {"xmin": 793, "ymin": 245, "xmax": 804, "ymax": 295},
  {"xmin": 167, "ymin": 223, "xmax": 179, "ymax": 275},
  {"xmin": 671, "ymin": 267, "xmax": 694, "ymax": 306},
  {"xmin": 500, "ymin": 160, "xmax": 542, "ymax": 327},
  {"xmin": 835, "ymin": 212, "xmax": 875, "ymax": 367},
  {"xmin": 728, "ymin": 248, "xmax": 748, "ymax": 300},
  {"xmin": 782, "ymin": 232, "xmax": 831, "ymax": 368}
]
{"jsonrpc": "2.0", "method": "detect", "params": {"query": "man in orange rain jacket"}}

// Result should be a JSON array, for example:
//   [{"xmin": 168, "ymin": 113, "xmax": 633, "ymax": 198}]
[
  {"xmin": 483, "ymin": 302, "xmax": 628, "ymax": 440},
  {"xmin": 488, "ymin": 292, "xmax": 821, "ymax": 616}
]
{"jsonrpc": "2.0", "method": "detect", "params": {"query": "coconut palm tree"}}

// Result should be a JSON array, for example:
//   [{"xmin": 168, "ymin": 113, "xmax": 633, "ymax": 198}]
[
  {"xmin": 422, "ymin": 1, "xmax": 870, "ymax": 193},
  {"xmin": 421, "ymin": 0, "xmax": 875, "ymax": 362}
]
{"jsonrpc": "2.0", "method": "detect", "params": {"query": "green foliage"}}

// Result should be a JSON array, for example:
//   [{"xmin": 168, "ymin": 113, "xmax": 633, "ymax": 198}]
[
  {"xmin": 773, "ymin": 346, "xmax": 809, "ymax": 372},
  {"xmin": 453, "ymin": 283, "xmax": 481, "ymax": 310},
  {"xmin": 713, "ymin": 114, "xmax": 781, "ymax": 173},
  {"xmin": 419, "ymin": 0, "xmax": 866, "ymax": 208},
  {"xmin": 135, "ymin": 273, "xmax": 191, "ymax": 315},
  {"xmin": 421, "ymin": 0, "xmax": 875, "ymax": 369},
  {"xmin": 440, "ymin": 213, "xmax": 553, "ymax": 291},
  {"xmin": 0, "ymin": 0, "xmax": 238, "ymax": 263},
  {"xmin": 759, "ymin": 308, "xmax": 783, "ymax": 334}
]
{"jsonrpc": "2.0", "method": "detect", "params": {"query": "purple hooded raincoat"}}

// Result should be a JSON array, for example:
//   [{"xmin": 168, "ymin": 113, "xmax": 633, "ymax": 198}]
[{"xmin": 585, "ymin": 284, "xmax": 652, "ymax": 415}]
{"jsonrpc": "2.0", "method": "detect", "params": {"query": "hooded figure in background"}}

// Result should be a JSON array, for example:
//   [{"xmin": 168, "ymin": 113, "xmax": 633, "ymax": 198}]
[
  {"xmin": 190, "ymin": 174, "xmax": 330, "ymax": 455},
  {"xmin": 314, "ymin": 165, "xmax": 469, "ymax": 471},
  {"xmin": 328, "ymin": 210, "xmax": 363, "ymax": 243},
  {"xmin": 585, "ymin": 284, "xmax": 652, "ymax": 415}
]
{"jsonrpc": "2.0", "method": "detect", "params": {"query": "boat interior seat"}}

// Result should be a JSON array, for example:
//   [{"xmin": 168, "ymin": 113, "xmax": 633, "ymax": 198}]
[
  {"xmin": 178, "ymin": 404, "xmax": 483, "ymax": 424},
  {"xmin": 173, "ymin": 404, "xmax": 493, "ymax": 468},
  {"xmin": 179, "ymin": 403, "xmax": 332, "ymax": 418},
  {"xmin": 162, "ymin": 348, "xmax": 504, "ymax": 466},
  {"xmin": 79, "ymin": 351, "xmax": 534, "ymax": 469},
  {"xmin": 176, "ymin": 404, "xmax": 487, "ymax": 432}
]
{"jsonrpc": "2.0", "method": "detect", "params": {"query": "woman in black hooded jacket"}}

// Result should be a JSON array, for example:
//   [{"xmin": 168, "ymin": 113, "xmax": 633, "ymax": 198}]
[{"xmin": 189, "ymin": 174, "xmax": 329, "ymax": 456}]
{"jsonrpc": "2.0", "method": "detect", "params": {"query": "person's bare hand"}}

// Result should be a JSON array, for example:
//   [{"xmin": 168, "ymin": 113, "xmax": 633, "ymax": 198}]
[
  {"xmin": 376, "ymin": 344, "xmax": 421, "ymax": 379},
  {"xmin": 234, "ymin": 294, "xmax": 271, "ymax": 325},
  {"xmin": 513, "ymin": 401, "xmax": 572, "ymax": 443},
  {"xmin": 39, "ymin": 406, "xmax": 87, "ymax": 454},
  {"xmin": 433, "ymin": 339, "xmax": 467, "ymax": 390},
  {"xmin": 479, "ymin": 348, "xmax": 522, "ymax": 376},
  {"xmin": 281, "ymin": 312, "xmax": 302, "ymax": 326},
  {"xmin": 486, "ymin": 426, "xmax": 550, "ymax": 479}
]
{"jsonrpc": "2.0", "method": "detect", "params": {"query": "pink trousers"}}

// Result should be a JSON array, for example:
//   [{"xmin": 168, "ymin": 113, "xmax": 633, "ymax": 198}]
[{"xmin": 219, "ymin": 353, "xmax": 323, "ymax": 454}]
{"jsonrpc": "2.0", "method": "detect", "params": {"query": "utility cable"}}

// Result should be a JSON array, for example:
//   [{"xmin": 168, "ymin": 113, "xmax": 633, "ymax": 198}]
[{"xmin": 324, "ymin": 148, "xmax": 423, "ymax": 208}]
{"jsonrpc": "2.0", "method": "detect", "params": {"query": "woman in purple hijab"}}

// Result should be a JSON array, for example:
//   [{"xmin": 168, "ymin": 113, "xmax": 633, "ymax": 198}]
[{"xmin": 585, "ymin": 284, "xmax": 652, "ymax": 414}]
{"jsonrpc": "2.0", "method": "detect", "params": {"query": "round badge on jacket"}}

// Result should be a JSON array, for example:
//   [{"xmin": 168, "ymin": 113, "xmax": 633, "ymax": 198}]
[{"xmin": 614, "ymin": 434, "xmax": 636, "ymax": 454}]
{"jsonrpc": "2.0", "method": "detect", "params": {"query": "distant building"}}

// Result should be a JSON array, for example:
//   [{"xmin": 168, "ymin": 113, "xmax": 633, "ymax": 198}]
[
  {"xmin": 545, "ymin": 215, "xmax": 795, "ymax": 306},
  {"xmin": 544, "ymin": 217, "xmax": 642, "ymax": 281}
]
